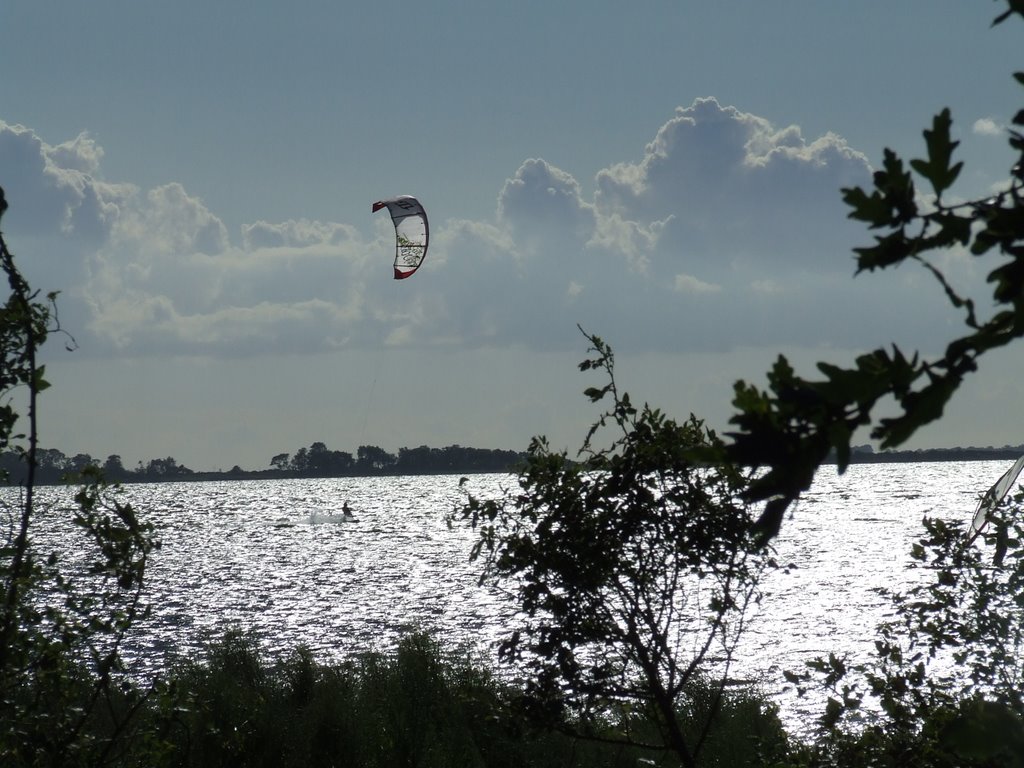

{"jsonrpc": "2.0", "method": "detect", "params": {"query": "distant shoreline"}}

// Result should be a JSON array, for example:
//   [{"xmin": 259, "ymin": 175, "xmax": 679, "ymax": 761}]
[
  {"xmin": 7, "ymin": 444, "xmax": 1023, "ymax": 487},
  {"xmin": 834, "ymin": 446, "xmax": 1024, "ymax": 464},
  {"xmin": 176, "ymin": 446, "xmax": 1024, "ymax": 482}
]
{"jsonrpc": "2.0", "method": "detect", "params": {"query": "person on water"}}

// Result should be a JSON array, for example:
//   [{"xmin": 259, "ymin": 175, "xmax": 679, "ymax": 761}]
[{"xmin": 342, "ymin": 501, "xmax": 354, "ymax": 519}]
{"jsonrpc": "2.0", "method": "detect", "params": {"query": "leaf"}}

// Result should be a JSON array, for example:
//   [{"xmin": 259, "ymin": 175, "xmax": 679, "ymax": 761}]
[
  {"xmin": 33, "ymin": 365, "xmax": 50, "ymax": 392},
  {"xmin": 909, "ymin": 109, "xmax": 962, "ymax": 196},
  {"xmin": 821, "ymin": 697, "xmax": 844, "ymax": 728},
  {"xmin": 842, "ymin": 185, "xmax": 892, "ymax": 228},
  {"xmin": 783, "ymin": 669, "xmax": 805, "ymax": 685}
]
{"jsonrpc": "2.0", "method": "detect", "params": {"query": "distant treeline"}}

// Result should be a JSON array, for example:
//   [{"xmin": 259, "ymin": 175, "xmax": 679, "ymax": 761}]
[
  {"xmin": 838, "ymin": 443, "xmax": 1024, "ymax": 464},
  {"xmin": 3, "ymin": 441, "xmax": 1023, "ymax": 487},
  {"xmin": 0, "ymin": 442, "xmax": 528, "ymax": 486}
]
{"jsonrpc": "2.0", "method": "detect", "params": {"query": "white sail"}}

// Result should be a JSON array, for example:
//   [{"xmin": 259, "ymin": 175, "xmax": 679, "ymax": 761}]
[{"xmin": 968, "ymin": 454, "xmax": 1024, "ymax": 541}]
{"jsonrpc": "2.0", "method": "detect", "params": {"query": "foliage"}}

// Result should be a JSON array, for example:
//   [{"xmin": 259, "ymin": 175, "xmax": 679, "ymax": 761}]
[
  {"xmin": 723, "ymin": 4, "xmax": 1024, "ymax": 544},
  {"xmin": 159, "ymin": 629, "xmax": 565, "ymax": 768},
  {"xmin": 780, "ymin": 485, "xmax": 1024, "ymax": 767},
  {"xmin": 454, "ymin": 329, "xmax": 783, "ymax": 768},
  {"xmin": 711, "ymin": 8, "xmax": 1024, "ymax": 764},
  {"xmin": 146, "ymin": 628, "xmax": 788, "ymax": 768},
  {"xmin": 0, "ymin": 188, "xmax": 161, "ymax": 766}
]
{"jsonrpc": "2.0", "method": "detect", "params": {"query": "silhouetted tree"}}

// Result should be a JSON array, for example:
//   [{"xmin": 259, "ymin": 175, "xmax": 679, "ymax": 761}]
[
  {"xmin": 67, "ymin": 452, "xmax": 95, "ymax": 474},
  {"xmin": 102, "ymin": 454, "xmax": 126, "ymax": 480},
  {"xmin": 0, "ymin": 188, "xmax": 160, "ymax": 765},
  {"xmin": 141, "ymin": 456, "xmax": 193, "ymax": 478},
  {"xmin": 455, "ymin": 331, "xmax": 779, "ymax": 768},
  {"xmin": 724, "ymin": 6, "xmax": 1024, "ymax": 545},
  {"xmin": 356, "ymin": 444, "xmax": 396, "ymax": 474},
  {"xmin": 35, "ymin": 447, "xmax": 67, "ymax": 476}
]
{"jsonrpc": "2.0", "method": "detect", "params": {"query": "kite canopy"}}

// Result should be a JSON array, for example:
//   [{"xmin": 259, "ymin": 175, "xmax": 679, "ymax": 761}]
[
  {"xmin": 372, "ymin": 195, "xmax": 429, "ymax": 279},
  {"xmin": 968, "ymin": 454, "xmax": 1024, "ymax": 542}
]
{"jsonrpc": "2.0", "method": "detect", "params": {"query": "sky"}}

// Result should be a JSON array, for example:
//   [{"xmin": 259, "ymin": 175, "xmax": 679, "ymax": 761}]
[{"xmin": 0, "ymin": 1, "xmax": 1021, "ymax": 471}]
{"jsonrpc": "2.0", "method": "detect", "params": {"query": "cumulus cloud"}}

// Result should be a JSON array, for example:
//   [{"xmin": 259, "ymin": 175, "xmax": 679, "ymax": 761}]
[
  {"xmin": 241, "ymin": 219, "xmax": 360, "ymax": 250},
  {"xmin": 595, "ymin": 99, "xmax": 871, "ymax": 276},
  {"xmin": 0, "ymin": 121, "xmax": 130, "ymax": 242},
  {"xmin": 497, "ymin": 158, "xmax": 596, "ymax": 244},
  {"xmin": 2, "ymin": 100, "xmax": 976, "ymax": 359},
  {"xmin": 85, "ymin": 202, "xmax": 374, "ymax": 356},
  {"xmin": 972, "ymin": 117, "xmax": 1003, "ymax": 137},
  {"xmin": 48, "ymin": 132, "xmax": 105, "ymax": 175}
]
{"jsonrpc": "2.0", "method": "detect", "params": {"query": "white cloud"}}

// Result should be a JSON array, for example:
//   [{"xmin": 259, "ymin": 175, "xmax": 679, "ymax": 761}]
[
  {"xmin": 674, "ymin": 274, "xmax": 720, "ymax": 294},
  {"xmin": 972, "ymin": 117, "xmax": 1003, "ymax": 137},
  {"xmin": 497, "ymin": 158, "xmax": 597, "ymax": 250},
  {"xmin": 0, "ymin": 121, "xmax": 131, "ymax": 243},
  {"xmin": 2, "ymin": 101, "xmax": 977, "ymax": 361},
  {"xmin": 594, "ymin": 98, "xmax": 872, "ymax": 276},
  {"xmin": 48, "ymin": 132, "xmax": 104, "ymax": 175},
  {"xmin": 110, "ymin": 183, "xmax": 229, "ymax": 257},
  {"xmin": 241, "ymin": 218, "xmax": 360, "ymax": 250}
]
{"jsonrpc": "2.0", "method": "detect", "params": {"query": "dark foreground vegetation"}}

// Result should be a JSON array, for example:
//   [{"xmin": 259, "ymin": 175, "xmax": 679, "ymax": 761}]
[
  {"xmin": 3, "ymin": 4, "xmax": 1024, "ymax": 766},
  {"xmin": 12, "ymin": 630, "xmax": 790, "ymax": 768}
]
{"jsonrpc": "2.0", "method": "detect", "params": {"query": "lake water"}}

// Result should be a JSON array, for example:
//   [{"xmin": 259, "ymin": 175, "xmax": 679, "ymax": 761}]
[{"xmin": 14, "ymin": 460, "xmax": 1009, "ymax": 733}]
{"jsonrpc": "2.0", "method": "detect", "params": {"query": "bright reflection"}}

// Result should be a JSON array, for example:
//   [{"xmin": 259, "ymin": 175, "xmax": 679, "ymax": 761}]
[{"xmin": 8, "ymin": 460, "xmax": 1005, "ymax": 734}]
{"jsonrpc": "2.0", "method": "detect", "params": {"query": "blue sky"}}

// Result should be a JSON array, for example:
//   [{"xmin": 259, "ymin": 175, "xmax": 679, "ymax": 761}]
[{"xmin": 1, "ymin": 1, "xmax": 1021, "ymax": 470}]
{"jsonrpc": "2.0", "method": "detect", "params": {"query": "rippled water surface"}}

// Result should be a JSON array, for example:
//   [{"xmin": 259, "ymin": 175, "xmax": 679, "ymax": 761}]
[{"xmin": 17, "ymin": 460, "xmax": 1009, "ymax": 731}]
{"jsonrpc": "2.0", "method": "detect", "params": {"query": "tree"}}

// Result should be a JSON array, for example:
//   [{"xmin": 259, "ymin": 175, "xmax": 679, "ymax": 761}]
[
  {"xmin": 140, "ymin": 456, "xmax": 192, "ymax": 478},
  {"xmin": 102, "ymin": 454, "xmax": 126, "ymax": 480},
  {"xmin": 784, "ymin": 484, "xmax": 1024, "ymax": 767},
  {"xmin": 723, "ymin": 3, "xmax": 1024, "ymax": 545},
  {"xmin": 0, "ymin": 188, "xmax": 160, "ymax": 765},
  {"xmin": 35, "ymin": 447, "xmax": 68, "ymax": 475},
  {"xmin": 307, "ymin": 440, "xmax": 330, "ymax": 469},
  {"xmin": 304, "ymin": 441, "xmax": 354, "ymax": 475},
  {"xmin": 292, "ymin": 446, "xmax": 309, "ymax": 472},
  {"xmin": 712, "ymin": 5, "xmax": 1024, "ymax": 763},
  {"xmin": 454, "ymin": 331, "xmax": 783, "ymax": 768},
  {"xmin": 356, "ymin": 444, "xmax": 396, "ymax": 474},
  {"xmin": 68, "ymin": 453, "xmax": 96, "ymax": 474},
  {"xmin": 453, "ymin": 7, "xmax": 1023, "ymax": 764}
]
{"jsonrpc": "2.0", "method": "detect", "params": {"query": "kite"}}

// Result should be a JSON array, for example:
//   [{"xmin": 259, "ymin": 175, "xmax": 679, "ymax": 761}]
[
  {"xmin": 967, "ymin": 453, "xmax": 1024, "ymax": 545},
  {"xmin": 372, "ymin": 196, "xmax": 429, "ymax": 279}
]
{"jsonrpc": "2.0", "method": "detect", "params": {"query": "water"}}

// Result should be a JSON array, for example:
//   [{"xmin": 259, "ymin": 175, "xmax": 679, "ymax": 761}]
[{"xmin": 9, "ymin": 460, "xmax": 1008, "ymax": 734}]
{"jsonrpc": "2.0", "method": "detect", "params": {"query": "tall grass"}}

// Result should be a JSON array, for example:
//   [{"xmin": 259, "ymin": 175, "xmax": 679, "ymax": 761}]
[
  {"xmin": 7, "ymin": 629, "xmax": 792, "ymax": 766},
  {"xmin": 146, "ymin": 630, "xmax": 791, "ymax": 767}
]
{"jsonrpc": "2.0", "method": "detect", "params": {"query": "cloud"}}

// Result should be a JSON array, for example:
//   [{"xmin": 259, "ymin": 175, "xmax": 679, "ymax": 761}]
[
  {"xmin": 107, "ymin": 183, "xmax": 229, "ymax": 258},
  {"xmin": 594, "ymin": 98, "xmax": 872, "ymax": 276},
  {"xmin": 674, "ymin": 274, "xmax": 720, "ymax": 294},
  {"xmin": 241, "ymin": 218, "xmax": 360, "ymax": 250},
  {"xmin": 972, "ymin": 117, "xmax": 1004, "ymax": 137},
  {"xmin": 497, "ymin": 158, "xmax": 596, "ymax": 245},
  {"xmin": 3, "ymin": 100, "xmax": 978, "ymax": 360},
  {"xmin": 85, "ymin": 200, "xmax": 373, "ymax": 356},
  {"xmin": 0, "ymin": 121, "xmax": 131, "ymax": 243}
]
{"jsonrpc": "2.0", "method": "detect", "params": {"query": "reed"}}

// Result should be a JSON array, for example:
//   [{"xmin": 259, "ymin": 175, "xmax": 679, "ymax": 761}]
[
  {"xmin": 144, "ymin": 629, "xmax": 791, "ymax": 767},
  {"xmin": 1, "ymin": 628, "xmax": 791, "ymax": 766}
]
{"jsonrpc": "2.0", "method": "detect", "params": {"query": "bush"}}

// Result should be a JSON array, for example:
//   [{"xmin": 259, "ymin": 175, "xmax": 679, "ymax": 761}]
[{"xmin": 149, "ymin": 629, "xmax": 790, "ymax": 767}]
